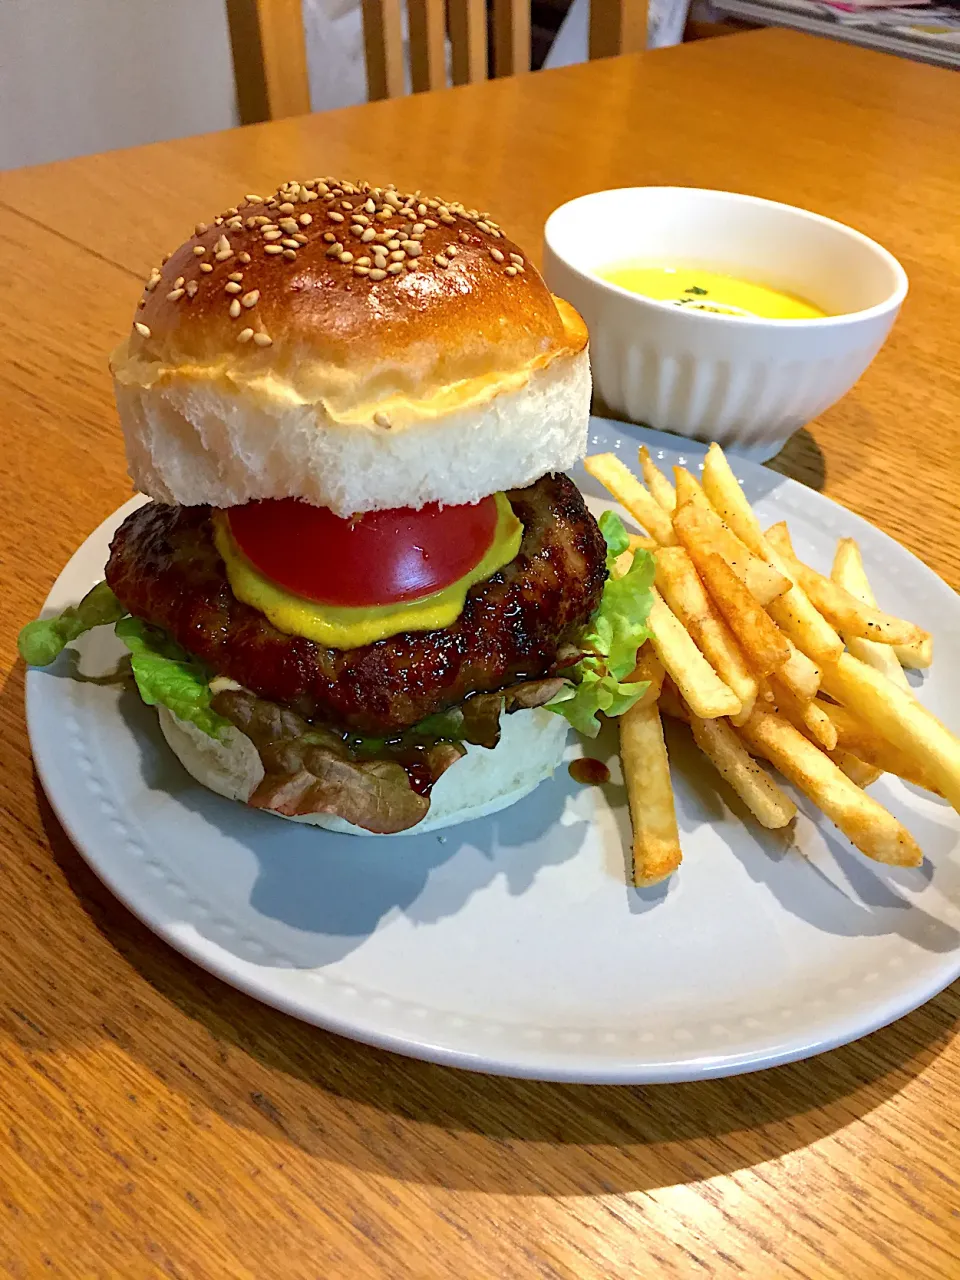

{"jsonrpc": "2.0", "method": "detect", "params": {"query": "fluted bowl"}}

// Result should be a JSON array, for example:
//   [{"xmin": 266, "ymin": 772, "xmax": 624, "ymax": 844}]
[{"xmin": 543, "ymin": 187, "xmax": 908, "ymax": 460}]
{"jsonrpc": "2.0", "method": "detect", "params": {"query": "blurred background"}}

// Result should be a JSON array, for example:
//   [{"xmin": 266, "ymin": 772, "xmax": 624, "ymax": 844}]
[{"xmin": 1, "ymin": 0, "xmax": 955, "ymax": 171}]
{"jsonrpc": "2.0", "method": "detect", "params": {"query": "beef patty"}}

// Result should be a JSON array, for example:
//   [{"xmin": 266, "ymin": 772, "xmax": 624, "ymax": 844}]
[{"xmin": 105, "ymin": 473, "xmax": 607, "ymax": 735}]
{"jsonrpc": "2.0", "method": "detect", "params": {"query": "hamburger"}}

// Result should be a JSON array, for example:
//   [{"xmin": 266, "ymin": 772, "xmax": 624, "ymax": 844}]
[{"xmin": 20, "ymin": 178, "xmax": 654, "ymax": 836}]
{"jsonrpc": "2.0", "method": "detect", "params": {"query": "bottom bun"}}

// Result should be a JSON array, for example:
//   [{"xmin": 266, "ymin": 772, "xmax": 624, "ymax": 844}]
[{"xmin": 157, "ymin": 702, "xmax": 569, "ymax": 836}]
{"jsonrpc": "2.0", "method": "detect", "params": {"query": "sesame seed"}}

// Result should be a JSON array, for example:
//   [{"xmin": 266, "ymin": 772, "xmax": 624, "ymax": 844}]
[
  {"xmin": 299, "ymin": 213, "xmax": 312, "ymax": 226},
  {"xmin": 186, "ymin": 280, "xmax": 199, "ymax": 297},
  {"xmin": 253, "ymin": 332, "xmax": 272, "ymax": 347},
  {"xmin": 356, "ymin": 256, "xmax": 372, "ymax": 267},
  {"xmin": 241, "ymin": 290, "xmax": 260, "ymax": 308},
  {"xmin": 412, "ymin": 223, "xmax": 426, "ymax": 235},
  {"xmin": 459, "ymin": 231, "xmax": 470, "ymax": 243},
  {"xmin": 292, "ymin": 234, "xmax": 308, "ymax": 245},
  {"xmin": 389, "ymin": 249, "xmax": 405, "ymax": 262},
  {"xmin": 374, "ymin": 411, "xmax": 391, "ymax": 428},
  {"xmin": 281, "ymin": 238, "xmax": 299, "ymax": 250},
  {"xmin": 339, "ymin": 252, "xmax": 354, "ymax": 264},
  {"xmin": 238, "ymin": 328, "xmax": 254, "ymax": 343},
  {"xmin": 424, "ymin": 219, "xmax": 438, "ymax": 229},
  {"xmin": 387, "ymin": 262, "xmax": 403, "ymax": 275},
  {"xmin": 364, "ymin": 198, "xmax": 376, "ymax": 214},
  {"xmin": 278, "ymin": 202, "xmax": 296, "ymax": 214},
  {"xmin": 225, "ymin": 281, "xmax": 242, "ymax": 294},
  {"xmin": 262, "ymin": 230, "xmax": 282, "ymax": 241},
  {"xmin": 387, "ymin": 240, "xmax": 401, "ymax": 251},
  {"xmin": 279, "ymin": 218, "xmax": 299, "ymax": 234},
  {"xmin": 215, "ymin": 249, "xmax": 232, "ymax": 262},
  {"xmin": 228, "ymin": 271, "xmax": 244, "ymax": 282},
  {"xmin": 264, "ymin": 245, "xmax": 284, "ymax": 255},
  {"xmin": 436, "ymin": 255, "xmax": 450, "ymax": 267},
  {"xmin": 374, "ymin": 255, "xmax": 388, "ymax": 270},
  {"xmin": 489, "ymin": 248, "xmax": 505, "ymax": 263},
  {"xmin": 239, "ymin": 252, "xmax": 252, "ymax": 264},
  {"xmin": 350, "ymin": 223, "xmax": 364, "ymax": 237},
  {"xmin": 323, "ymin": 232, "xmax": 336, "ymax": 243},
  {"xmin": 216, "ymin": 234, "xmax": 230, "ymax": 254},
  {"xmin": 328, "ymin": 211, "xmax": 345, "ymax": 223},
  {"xmin": 166, "ymin": 288, "xmax": 185, "ymax": 301},
  {"xmin": 440, "ymin": 214, "xmax": 456, "ymax": 225},
  {"xmin": 405, "ymin": 260, "xmax": 417, "ymax": 271},
  {"xmin": 446, "ymin": 245, "xmax": 458, "ymax": 256},
  {"xmin": 353, "ymin": 265, "xmax": 370, "ymax": 276},
  {"xmin": 402, "ymin": 242, "xmax": 422, "ymax": 257},
  {"xmin": 200, "ymin": 262, "xmax": 214, "ymax": 273},
  {"xmin": 509, "ymin": 253, "xmax": 523, "ymax": 265},
  {"xmin": 134, "ymin": 321, "xmax": 151, "ymax": 337},
  {"xmin": 193, "ymin": 246, "xmax": 206, "ymax": 256},
  {"xmin": 515, "ymin": 263, "xmax": 525, "ymax": 272},
  {"xmin": 229, "ymin": 299, "xmax": 242, "ymax": 317},
  {"xmin": 137, "ymin": 298, "xmax": 146, "ymax": 309},
  {"xmin": 477, "ymin": 221, "xmax": 491, "ymax": 233},
  {"xmin": 195, "ymin": 223, "xmax": 208, "ymax": 235},
  {"xmin": 245, "ymin": 194, "xmax": 264, "ymax": 203},
  {"xmin": 282, "ymin": 249, "xmax": 297, "ymax": 260}
]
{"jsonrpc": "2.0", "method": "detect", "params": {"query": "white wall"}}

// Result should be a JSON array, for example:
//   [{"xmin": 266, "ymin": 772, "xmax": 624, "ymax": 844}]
[{"xmin": 0, "ymin": 0, "xmax": 241, "ymax": 171}]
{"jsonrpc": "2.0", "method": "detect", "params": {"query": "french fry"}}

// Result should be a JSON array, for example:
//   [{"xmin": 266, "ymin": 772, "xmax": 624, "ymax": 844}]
[
  {"xmin": 828, "ymin": 748, "xmax": 883, "ymax": 789},
  {"xmin": 673, "ymin": 466, "xmax": 713, "ymax": 511},
  {"xmin": 700, "ymin": 442, "xmax": 844, "ymax": 664},
  {"xmin": 831, "ymin": 538, "xmax": 912, "ymax": 692},
  {"xmin": 701, "ymin": 442, "xmax": 767, "ymax": 555},
  {"xmin": 654, "ymin": 546, "xmax": 758, "ymax": 726},
  {"xmin": 816, "ymin": 690, "xmax": 944, "ymax": 796},
  {"xmin": 687, "ymin": 712, "xmax": 797, "ymax": 829},
  {"xmin": 583, "ymin": 453, "xmax": 677, "ymax": 546},
  {"xmin": 768, "ymin": 674, "xmax": 838, "ymax": 751},
  {"xmin": 647, "ymin": 588, "xmax": 742, "ymax": 720},
  {"xmin": 895, "ymin": 635, "xmax": 933, "ymax": 670},
  {"xmin": 686, "ymin": 551, "xmax": 791, "ymax": 676},
  {"xmin": 638, "ymin": 444, "xmax": 676, "ymax": 513},
  {"xmin": 739, "ymin": 708, "xmax": 922, "ymax": 866},
  {"xmin": 672, "ymin": 500, "xmax": 790, "ymax": 607},
  {"xmin": 766, "ymin": 522, "xmax": 930, "ymax": 650},
  {"xmin": 628, "ymin": 533, "xmax": 657, "ymax": 553},
  {"xmin": 619, "ymin": 649, "xmax": 681, "ymax": 885},
  {"xmin": 776, "ymin": 637, "xmax": 821, "ymax": 702},
  {"xmin": 820, "ymin": 652, "xmax": 960, "ymax": 810}
]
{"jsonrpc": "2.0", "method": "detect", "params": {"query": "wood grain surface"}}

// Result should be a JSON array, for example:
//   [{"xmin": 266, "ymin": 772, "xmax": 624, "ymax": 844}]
[{"xmin": 1, "ymin": 29, "xmax": 959, "ymax": 1279}]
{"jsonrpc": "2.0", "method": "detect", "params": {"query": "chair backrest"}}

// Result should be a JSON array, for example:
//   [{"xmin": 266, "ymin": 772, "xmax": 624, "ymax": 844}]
[
  {"xmin": 226, "ymin": 0, "xmax": 647, "ymax": 121},
  {"xmin": 364, "ymin": 0, "xmax": 649, "ymax": 98}
]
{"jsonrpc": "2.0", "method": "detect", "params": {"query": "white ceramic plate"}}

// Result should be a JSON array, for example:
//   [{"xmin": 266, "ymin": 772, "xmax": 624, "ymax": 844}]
[{"xmin": 26, "ymin": 421, "xmax": 960, "ymax": 1083}]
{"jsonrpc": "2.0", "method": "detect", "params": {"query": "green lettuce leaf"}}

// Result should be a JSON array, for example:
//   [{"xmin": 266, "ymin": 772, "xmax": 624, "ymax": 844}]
[
  {"xmin": 115, "ymin": 616, "xmax": 230, "ymax": 740},
  {"xmin": 18, "ymin": 581, "xmax": 127, "ymax": 666},
  {"xmin": 548, "ymin": 512, "xmax": 655, "ymax": 738}
]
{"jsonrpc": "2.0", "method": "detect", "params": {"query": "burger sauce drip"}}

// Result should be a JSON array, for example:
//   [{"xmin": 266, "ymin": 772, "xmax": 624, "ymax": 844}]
[{"xmin": 568, "ymin": 758, "xmax": 610, "ymax": 786}]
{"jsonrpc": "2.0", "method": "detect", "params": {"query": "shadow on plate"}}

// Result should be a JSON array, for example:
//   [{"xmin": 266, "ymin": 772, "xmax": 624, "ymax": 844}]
[{"xmin": 113, "ymin": 683, "xmax": 591, "ymax": 967}]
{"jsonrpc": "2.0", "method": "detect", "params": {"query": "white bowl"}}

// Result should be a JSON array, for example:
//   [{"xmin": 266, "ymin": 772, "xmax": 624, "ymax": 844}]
[{"xmin": 543, "ymin": 187, "xmax": 908, "ymax": 460}]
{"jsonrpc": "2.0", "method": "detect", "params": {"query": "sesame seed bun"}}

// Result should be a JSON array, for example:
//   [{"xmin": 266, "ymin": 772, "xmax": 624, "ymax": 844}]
[{"xmin": 110, "ymin": 177, "xmax": 590, "ymax": 515}]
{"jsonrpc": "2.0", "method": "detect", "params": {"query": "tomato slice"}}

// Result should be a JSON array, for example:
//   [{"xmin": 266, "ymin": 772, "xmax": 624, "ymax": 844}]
[{"xmin": 226, "ymin": 496, "xmax": 500, "ymax": 608}]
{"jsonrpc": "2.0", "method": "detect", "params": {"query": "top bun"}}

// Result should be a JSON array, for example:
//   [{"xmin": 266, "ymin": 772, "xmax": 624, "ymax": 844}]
[{"xmin": 111, "ymin": 177, "xmax": 590, "ymax": 515}]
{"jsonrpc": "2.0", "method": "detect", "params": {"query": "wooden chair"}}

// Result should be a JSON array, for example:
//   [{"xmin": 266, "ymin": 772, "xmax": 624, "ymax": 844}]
[{"xmin": 226, "ymin": 0, "xmax": 647, "ymax": 121}]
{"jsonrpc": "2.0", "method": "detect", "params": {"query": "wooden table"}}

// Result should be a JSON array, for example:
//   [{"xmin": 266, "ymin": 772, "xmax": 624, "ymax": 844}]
[{"xmin": 1, "ymin": 28, "xmax": 958, "ymax": 1279}]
